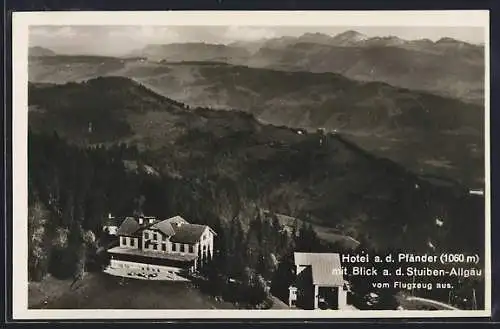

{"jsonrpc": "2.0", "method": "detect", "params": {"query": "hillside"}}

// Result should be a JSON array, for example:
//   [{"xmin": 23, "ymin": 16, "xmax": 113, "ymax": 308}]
[
  {"xmin": 29, "ymin": 55, "xmax": 126, "ymax": 83},
  {"xmin": 130, "ymin": 42, "xmax": 251, "ymax": 62},
  {"xmin": 28, "ymin": 77, "xmax": 485, "ymax": 256},
  {"xmin": 28, "ymin": 58, "xmax": 484, "ymax": 186},
  {"xmin": 247, "ymin": 43, "xmax": 483, "ymax": 104}
]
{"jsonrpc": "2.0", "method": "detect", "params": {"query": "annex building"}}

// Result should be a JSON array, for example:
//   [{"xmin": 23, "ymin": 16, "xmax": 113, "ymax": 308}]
[{"xmin": 289, "ymin": 252, "xmax": 350, "ymax": 310}]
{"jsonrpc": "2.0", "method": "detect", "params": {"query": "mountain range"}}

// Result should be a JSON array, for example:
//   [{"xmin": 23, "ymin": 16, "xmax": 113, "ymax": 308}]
[
  {"xmin": 129, "ymin": 30, "xmax": 484, "ymax": 104},
  {"xmin": 28, "ymin": 53, "xmax": 484, "ymax": 186},
  {"xmin": 30, "ymin": 30, "xmax": 484, "ymax": 105}
]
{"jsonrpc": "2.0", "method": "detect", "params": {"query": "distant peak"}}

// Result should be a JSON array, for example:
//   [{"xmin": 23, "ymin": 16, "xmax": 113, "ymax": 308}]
[
  {"xmin": 335, "ymin": 30, "xmax": 367, "ymax": 39},
  {"xmin": 436, "ymin": 37, "xmax": 464, "ymax": 44},
  {"xmin": 384, "ymin": 35, "xmax": 405, "ymax": 41},
  {"xmin": 416, "ymin": 38, "xmax": 433, "ymax": 43},
  {"xmin": 332, "ymin": 30, "xmax": 368, "ymax": 44},
  {"xmin": 297, "ymin": 32, "xmax": 334, "ymax": 44},
  {"xmin": 86, "ymin": 76, "xmax": 136, "ymax": 84},
  {"xmin": 30, "ymin": 46, "xmax": 49, "ymax": 50},
  {"xmin": 365, "ymin": 35, "xmax": 406, "ymax": 46},
  {"xmin": 300, "ymin": 32, "xmax": 331, "ymax": 38},
  {"xmin": 29, "ymin": 46, "xmax": 56, "ymax": 56}
]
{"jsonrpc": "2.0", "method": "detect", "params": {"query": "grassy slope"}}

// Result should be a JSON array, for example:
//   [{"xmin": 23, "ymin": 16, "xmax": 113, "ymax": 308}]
[{"xmin": 29, "ymin": 273, "xmax": 237, "ymax": 309}]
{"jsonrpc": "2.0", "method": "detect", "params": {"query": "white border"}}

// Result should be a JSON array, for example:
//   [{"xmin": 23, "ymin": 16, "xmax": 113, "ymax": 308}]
[{"xmin": 12, "ymin": 10, "xmax": 491, "ymax": 320}]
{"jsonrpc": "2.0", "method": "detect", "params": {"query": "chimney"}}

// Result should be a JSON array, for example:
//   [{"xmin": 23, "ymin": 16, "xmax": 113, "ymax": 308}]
[
  {"xmin": 108, "ymin": 213, "xmax": 112, "ymax": 219},
  {"xmin": 138, "ymin": 216, "xmax": 144, "ymax": 225},
  {"xmin": 148, "ymin": 217, "xmax": 155, "ymax": 224}
]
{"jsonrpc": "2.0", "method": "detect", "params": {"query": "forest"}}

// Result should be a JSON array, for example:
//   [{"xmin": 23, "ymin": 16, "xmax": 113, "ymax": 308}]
[
  {"xmin": 27, "ymin": 75, "xmax": 486, "ymax": 309},
  {"xmin": 27, "ymin": 130, "xmax": 338, "ymax": 308},
  {"xmin": 28, "ymin": 119, "xmax": 486, "ymax": 310}
]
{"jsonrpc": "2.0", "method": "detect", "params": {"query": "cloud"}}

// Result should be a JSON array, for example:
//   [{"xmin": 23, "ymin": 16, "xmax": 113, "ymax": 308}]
[
  {"xmin": 223, "ymin": 26, "xmax": 277, "ymax": 42},
  {"xmin": 30, "ymin": 26, "xmax": 87, "ymax": 39},
  {"xmin": 29, "ymin": 26, "xmax": 182, "ymax": 55},
  {"xmin": 106, "ymin": 26, "xmax": 180, "ymax": 44}
]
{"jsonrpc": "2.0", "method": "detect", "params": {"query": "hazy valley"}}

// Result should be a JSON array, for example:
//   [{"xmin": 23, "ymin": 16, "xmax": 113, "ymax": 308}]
[
  {"xmin": 29, "ymin": 50, "xmax": 484, "ymax": 186},
  {"xmin": 28, "ymin": 77, "xmax": 484, "ymax": 257}
]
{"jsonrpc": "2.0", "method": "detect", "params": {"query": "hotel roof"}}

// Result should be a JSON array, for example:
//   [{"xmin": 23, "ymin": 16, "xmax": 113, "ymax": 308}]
[
  {"xmin": 149, "ymin": 220, "xmax": 176, "ymax": 236},
  {"xmin": 170, "ymin": 223, "xmax": 208, "ymax": 244},
  {"xmin": 116, "ymin": 217, "xmax": 141, "ymax": 236},
  {"xmin": 294, "ymin": 252, "xmax": 344, "ymax": 287},
  {"xmin": 115, "ymin": 215, "xmax": 214, "ymax": 244}
]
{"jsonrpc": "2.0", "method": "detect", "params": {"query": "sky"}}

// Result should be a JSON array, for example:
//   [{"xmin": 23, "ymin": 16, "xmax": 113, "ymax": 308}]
[{"xmin": 29, "ymin": 25, "xmax": 485, "ymax": 56}]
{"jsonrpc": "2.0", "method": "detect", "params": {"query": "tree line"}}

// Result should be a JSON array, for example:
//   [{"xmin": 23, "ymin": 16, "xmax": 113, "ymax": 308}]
[{"xmin": 27, "ymin": 130, "xmax": 484, "ymax": 310}]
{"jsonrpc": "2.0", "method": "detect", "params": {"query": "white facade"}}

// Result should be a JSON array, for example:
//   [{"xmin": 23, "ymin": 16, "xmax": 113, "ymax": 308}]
[
  {"xmin": 198, "ymin": 226, "xmax": 215, "ymax": 259},
  {"xmin": 338, "ymin": 288, "xmax": 348, "ymax": 308},
  {"xmin": 116, "ymin": 222, "xmax": 214, "ymax": 260},
  {"xmin": 119, "ymin": 236, "xmax": 140, "ymax": 249},
  {"xmin": 109, "ymin": 215, "xmax": 216, "ymax": 280},
  {"xmin": 140, "ymin": 228, "xmax": 201, "ymax": 256}
]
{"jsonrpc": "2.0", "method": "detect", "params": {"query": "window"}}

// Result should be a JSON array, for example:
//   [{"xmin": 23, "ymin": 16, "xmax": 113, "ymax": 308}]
[
  {"xmin": 153, "ymin": 244, "xmax": 157, "ymax": 250},
  {"xmin": 130, "ymin": 239, "xmax": 135, "ymax": 247},
  {"xmin": 189, "ymin": 245, "xmax": 194, "ymax": 253},
  {"xmin": 145, "ymin": 232, "xmax": 149, "ymax": 239},
  {"xmin": 180, "ymin": 244, "xmax": 185, "ymax": 252},
  {"xmin": 121, "ymin": 237, "xmax": 125, "ymax": 245},
  {"xmin": 154, "ymin": 233, "xmax": 158, "ymax": 240},
  {"xmin": 162, "ymin": 244, "xmax": 166, "ymax": 251},
  {"xmin": 172, "ymin": 243, "xmax": 177, "ymax": 252}
]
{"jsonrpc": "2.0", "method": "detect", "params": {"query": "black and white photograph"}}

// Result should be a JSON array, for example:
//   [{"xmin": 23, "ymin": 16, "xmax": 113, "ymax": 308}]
[{"xmin": 12, "ymin": 10, "xmax": 490, "ymax": 319}]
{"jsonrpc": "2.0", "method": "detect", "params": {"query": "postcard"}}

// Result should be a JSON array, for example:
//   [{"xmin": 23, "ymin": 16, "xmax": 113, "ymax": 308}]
[{"xmin": 11, "ymin": 10, "xmax": 491, "ymax": 320}]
